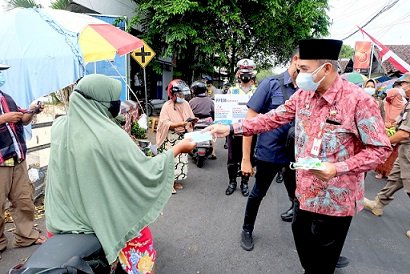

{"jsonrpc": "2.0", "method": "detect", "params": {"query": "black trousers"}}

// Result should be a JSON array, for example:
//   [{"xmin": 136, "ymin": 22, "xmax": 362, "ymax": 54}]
[
  {"xmin": 226, "ymin": 136, "xmax": 256, "ymax": 181},
  {"xmin": 292, "ymin": 200, "xmax": 352, "ymax": 274},
  {"xmin": 243, "ymin": 160, "xmax": 296, "ymax": 232}
]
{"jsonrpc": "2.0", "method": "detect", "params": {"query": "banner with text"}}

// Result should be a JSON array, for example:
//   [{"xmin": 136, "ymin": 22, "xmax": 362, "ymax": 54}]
[{"xmin": 214, "ymin": 94, "xmax": 250, "ymax": 125}]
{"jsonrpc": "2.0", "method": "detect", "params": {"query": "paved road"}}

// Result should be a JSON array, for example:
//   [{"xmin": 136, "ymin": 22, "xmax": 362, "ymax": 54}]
[{"xmin": 1, "ymin": 141, "xmax": 409, "ymax": 273}]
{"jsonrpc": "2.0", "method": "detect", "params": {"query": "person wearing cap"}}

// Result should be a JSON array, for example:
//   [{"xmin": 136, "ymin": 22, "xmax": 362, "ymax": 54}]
[
  {"xmin": 363, "ymin": 73, "xmax": 410, "ymax": 238},
  {"xmin": 0, "ymin": 64, "xmax": 47, "ymax": 259},
  {"xmin": 224, "ymin": 59, "xmax": 257, "ymax": 197},
  {"xmin": 201, "ymin": 75, "xmax": 221, "ymax": 98},
  {"xmin": 204, "ymin": 39, "xmax": 391, "ymax": 273}
]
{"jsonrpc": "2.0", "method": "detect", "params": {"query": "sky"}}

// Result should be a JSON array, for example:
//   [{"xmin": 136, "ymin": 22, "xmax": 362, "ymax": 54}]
[
  {"xmin": 1, "ymin": 0, "xmax": 409, "ymax": 47},
  {"xmin": 327, "ymin": 0, "xmax": 410, "ymax": 47}
]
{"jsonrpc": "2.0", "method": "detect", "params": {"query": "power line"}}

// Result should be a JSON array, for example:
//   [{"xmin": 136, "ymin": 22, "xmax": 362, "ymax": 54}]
[{"xmin": 341, "ymin": 0, "xmax": 400, "ymax": 40}]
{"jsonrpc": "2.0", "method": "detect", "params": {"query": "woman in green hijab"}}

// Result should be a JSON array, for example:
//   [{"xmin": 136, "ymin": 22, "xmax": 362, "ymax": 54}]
[{"xmin": 45, "ymin": 74, "xmax": 195, "ymax": 273}]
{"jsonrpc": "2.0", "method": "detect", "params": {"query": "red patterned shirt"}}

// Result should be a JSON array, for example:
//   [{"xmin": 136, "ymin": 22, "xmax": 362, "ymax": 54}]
[{"xmin": 234, "ymin": 76, "xmax": 392, "ymax": 216}]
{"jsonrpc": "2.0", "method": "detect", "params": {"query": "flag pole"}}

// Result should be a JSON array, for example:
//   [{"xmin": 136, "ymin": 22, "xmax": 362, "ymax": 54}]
[{"xmin": 368, "ymin": 43, "xmax": 374, "ymax": 79}]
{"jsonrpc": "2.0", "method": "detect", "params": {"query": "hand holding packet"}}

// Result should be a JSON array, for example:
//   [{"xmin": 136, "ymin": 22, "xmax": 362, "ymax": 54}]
[
  {"xmin": 290, "ymin": 157, "xmax": 326, "ymax": 170},
  {"xmin": 184, "ymin": 131, "xmax": 214, "ymax": 143}
]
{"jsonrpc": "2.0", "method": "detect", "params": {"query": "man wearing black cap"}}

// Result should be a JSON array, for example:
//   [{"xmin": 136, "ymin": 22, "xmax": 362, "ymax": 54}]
[
  {"xmin": 204, "ymin": 39, "xmax": 392, "ymax": 273},
  {"xmin": 0, "ymin": 64, "xmax": 46, "ymax": 259}
]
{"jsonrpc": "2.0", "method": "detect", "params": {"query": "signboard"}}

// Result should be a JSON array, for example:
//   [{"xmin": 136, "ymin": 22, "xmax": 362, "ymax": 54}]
[
  {"xmin": 353, "ymin": 41, "xmax": 373, "ymax": 71},
  {"xmin": 214, "ymin": 94, "xmax": 250, "ymax": 124},
  {"xmin": 131, "ymin": 41, "xmax": 156, "ymax": 68}
]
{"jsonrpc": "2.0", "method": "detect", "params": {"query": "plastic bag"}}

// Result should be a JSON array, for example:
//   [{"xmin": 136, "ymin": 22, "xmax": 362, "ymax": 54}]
[{"xmin": 138, "ymin": 113, "xmax": 148, "ymax": 130}]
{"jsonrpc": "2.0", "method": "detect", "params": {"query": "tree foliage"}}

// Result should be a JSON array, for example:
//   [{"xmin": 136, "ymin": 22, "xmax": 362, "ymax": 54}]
[
  {"xmin": 131, "ymin": 0, "xmax": 330, "ymax": 81},
  {"xmin": 339, "ymin": 44, "xmax": 355, "ymax": 59},
  {"xmin": 6, "ymin": 0, "xmax": 41, "ymax": 9},
  {"xmin": 6, "ymin": 0, "xmax": 70, "ymax": 9},
  {"xmin": 50, "ymin": 0, "xmax": 70, "ymax": 10}
]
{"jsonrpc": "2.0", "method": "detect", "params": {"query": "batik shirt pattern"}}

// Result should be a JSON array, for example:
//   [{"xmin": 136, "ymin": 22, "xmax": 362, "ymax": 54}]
[{"xmin": 234, "ymin": 76, "xmax": 392, "ymax": 216}]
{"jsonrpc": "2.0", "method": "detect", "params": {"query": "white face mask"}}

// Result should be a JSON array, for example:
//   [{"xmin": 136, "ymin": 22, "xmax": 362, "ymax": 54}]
[
  {"xmin": 398, "ymin": 87, "xmax": 407, "ymax": 98},
  {"xmin": 176, "ymin": 97, "xmax": 185, "ymax": 103},
  {"xmin": 296, "ymin": 63, "xmax": 327, "ymax": 92},
  {"xmin": 364, "ymin": 87, "xmax": 376, "ymax": 96}
]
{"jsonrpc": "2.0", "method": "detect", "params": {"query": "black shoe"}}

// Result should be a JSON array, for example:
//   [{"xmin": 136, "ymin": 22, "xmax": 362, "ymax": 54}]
[
  {"xmin": 240, "ymin": 231, "xmax": 254, "ymax": 251},
  {"xmin": 225, "ymin": 181, "xmax": 237, "ymax": 195},
  {"xmin": 280, "ymin": 207, "xmax": 294, "ymax": 222},
  {"xmin": 240, "ymin": 182, "xmax": 249, "ymax": 197},
  {"xmin": 335, "ymin": 256, "xmax": 350, "ymax": 268}
]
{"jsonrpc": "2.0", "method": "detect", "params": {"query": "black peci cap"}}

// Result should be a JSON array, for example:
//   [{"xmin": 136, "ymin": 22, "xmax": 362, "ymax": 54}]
[
  {"xmin": 0, "ymin": 64, "xmax": 10, "ymax": 70},
  {"xmin": 299, "ymin": 39, "xmax": 343, "ymax": 60}
]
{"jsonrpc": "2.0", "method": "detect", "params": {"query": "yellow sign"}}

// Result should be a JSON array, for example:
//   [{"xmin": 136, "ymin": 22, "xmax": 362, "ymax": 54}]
[{"xmin": 131, "ymin": 41, "xmax": 156, "ymax": 68}]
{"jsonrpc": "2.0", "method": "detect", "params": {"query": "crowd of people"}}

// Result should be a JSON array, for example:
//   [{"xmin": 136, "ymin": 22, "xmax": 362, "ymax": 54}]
[{"xmin": 1, "ymin": 37, "xmax": 409, "ymax": 274}]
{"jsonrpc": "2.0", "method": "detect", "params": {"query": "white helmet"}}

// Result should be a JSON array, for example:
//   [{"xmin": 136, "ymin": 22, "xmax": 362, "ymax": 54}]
[{"xmin": 237, "ymin": 58, "xmax": 257, "ymax": 75}]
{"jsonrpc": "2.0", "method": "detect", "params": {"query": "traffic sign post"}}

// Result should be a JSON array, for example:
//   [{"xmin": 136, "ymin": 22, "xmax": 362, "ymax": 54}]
[
  {"xmin": 131, "ymin": 41, "xmax": 156, "ymax": 117},
  {"xmin": 131, "ymin": 41, "xmax": 156, "ymax": 68}
]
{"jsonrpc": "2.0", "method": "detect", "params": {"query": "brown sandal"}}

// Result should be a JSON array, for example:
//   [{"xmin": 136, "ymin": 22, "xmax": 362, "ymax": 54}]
[{"xmin": 174, "ymin": 182, "xmax": 184, "ymax": 190}]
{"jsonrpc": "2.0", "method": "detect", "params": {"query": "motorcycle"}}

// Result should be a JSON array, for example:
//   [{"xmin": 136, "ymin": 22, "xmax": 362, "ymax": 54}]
[
  {"xmin": 9, "ymin": 233, "xmax": 126, "ymax": 274},
  {"xmin": 189, "ymin": 117, "xmax": 214, "ymax": 168},
  {"xmin": 139, "ymin": 98, "xmax": 166, "ymax": 117},
  {"xmin": 138, "ymin": 87, "xmax": 191, "ymax": 117}
]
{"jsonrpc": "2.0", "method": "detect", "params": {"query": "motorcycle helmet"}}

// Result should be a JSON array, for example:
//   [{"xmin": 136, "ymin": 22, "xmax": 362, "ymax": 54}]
[
  {"xmin": 201, "ymin": 75, "xmax": 213, "ymax": 85},
  {"xmin": 191, "ymin": 81, "xmax": 208, "ymax": 95},
  {"xmin": 167, "ymin": 79, "xmax": 190, "ymax": 99}
]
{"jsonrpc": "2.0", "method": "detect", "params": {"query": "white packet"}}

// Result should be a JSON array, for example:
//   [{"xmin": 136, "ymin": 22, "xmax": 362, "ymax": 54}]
[
  {"xmin": 184, "ymin": 131, "xmax": 213, "ymax": 143},
  {"xmin": 290, "ymin": 157, "xmax": 326, "ymax": 170}
]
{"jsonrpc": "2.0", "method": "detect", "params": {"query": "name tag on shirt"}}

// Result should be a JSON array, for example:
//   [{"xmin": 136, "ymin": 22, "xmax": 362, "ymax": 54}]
[{"xmin": 311, "ymin": 138, "xmax": 322, "ymax": 156}]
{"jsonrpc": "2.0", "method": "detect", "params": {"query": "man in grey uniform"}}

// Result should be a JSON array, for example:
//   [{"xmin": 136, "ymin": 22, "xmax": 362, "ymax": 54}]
[{"xmin": 363, "ymin": 73, "xmax": 410, "ymax": 238}]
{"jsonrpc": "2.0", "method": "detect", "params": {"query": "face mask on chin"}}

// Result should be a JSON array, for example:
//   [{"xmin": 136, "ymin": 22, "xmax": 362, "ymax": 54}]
[{"xmin": 295, "ymin": 63, "xmax": 327, "ymax": 92}]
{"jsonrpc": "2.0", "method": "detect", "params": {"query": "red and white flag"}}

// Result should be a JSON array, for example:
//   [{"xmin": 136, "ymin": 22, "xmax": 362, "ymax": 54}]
[{"xmin": 357, "ymin": 26, "xmax": 410, "ymax": 73}]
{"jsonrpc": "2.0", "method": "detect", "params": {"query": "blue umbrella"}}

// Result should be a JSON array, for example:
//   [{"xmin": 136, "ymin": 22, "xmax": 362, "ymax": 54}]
[{"xmin": 0, "ymin": 8, "xmax": 85, "ymax": 108}]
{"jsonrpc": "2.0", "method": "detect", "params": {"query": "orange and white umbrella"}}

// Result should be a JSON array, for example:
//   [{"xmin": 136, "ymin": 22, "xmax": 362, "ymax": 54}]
[{"xmin": 40, "ymin": 8, "xmax": 143, "ymax": 62}]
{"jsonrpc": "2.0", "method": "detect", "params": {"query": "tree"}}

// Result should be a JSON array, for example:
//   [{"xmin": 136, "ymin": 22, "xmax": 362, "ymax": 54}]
[
  {"xmin": 339, "ymin": 44, "xmax": 355, "ymax": 59},
  {"xmin": 6, "ymin": 0, "xmax": 70, "ymax": 9},
  {"xmin": 50, "ymin": 0, "xmax": 70, "ymax": 10},
  {"xmin": 6, "ymin": 0, "xmax": 41, "ymax": 8},
  {"xmin": 131, "ymin": 0, "xmax": 330, "ymax": 81}
]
